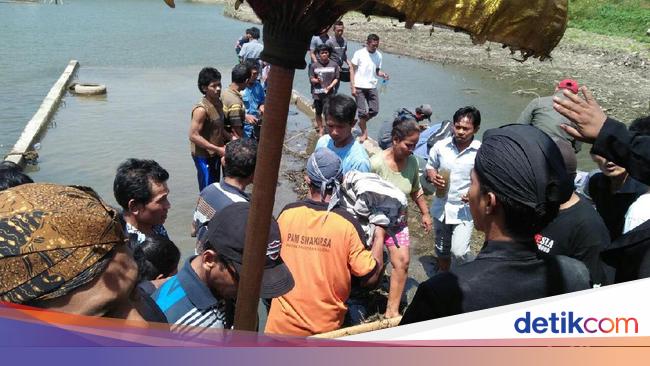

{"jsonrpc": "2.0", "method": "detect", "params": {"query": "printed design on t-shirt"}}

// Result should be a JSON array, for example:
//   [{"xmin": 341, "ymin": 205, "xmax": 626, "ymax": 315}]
[
  {"xmin": 314, "ymin": 66, "xmax": 336, "ymax": 73},
  {"xmin": 286, "ymin": 232, "xmax": 332, "ymax": 252},
  {"xmin": 535, "ymin": 233, "xmax": 554, "ymax": 253},
  {"xmin": 196, "ymin": 197, "xmax": 216, "ymax": 224},
  {"xmin": 312, "ymin": 65, "xmax": 338, "ymax": 95}
]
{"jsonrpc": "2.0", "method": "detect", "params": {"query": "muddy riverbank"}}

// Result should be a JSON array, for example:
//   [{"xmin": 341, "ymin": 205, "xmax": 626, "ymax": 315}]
[
  {"xmin": 223, "ymin": 0, "xmax": 649, "ymax": 123},
  {"xmin": 217, "ymin": 0, "xmax": 648, "ymax": 321},
  {"xmin": 278, "ymin": 93, "xmax": 485, "ymax": 321}
]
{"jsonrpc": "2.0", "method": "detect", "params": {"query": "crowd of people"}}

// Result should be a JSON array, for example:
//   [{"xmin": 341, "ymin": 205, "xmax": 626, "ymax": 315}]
[{"xmin": 1, "ymin": 21, "xmax": 650, "ymax": 339}]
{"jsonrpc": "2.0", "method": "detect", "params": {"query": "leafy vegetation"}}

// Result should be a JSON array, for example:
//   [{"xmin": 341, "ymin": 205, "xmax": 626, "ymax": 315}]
[{"xmin": 568, "ymin": 0, "xmax": 650, "ymax": 42}]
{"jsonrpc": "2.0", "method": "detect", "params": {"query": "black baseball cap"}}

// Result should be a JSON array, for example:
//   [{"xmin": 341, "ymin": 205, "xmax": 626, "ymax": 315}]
[{"xmin": 202, "ymin": 202, "xmax": 294, "ymax": 298}]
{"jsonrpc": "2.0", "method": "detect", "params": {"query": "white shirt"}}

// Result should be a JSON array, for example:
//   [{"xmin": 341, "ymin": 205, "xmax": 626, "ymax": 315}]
[
  {"xmin": 350, "ymin": 47, "xmax": 382, "ymax": 89},
  {"xmin": 623, "ymin": 192, "xmax": 650, "ymax": 234},
  {"xmin": 427, "ymin": 136, "xmax": 481, "ymax": 224},
  {"xmin": 239, "ymin": 39, "xmax": 263, "ymax": 60}
]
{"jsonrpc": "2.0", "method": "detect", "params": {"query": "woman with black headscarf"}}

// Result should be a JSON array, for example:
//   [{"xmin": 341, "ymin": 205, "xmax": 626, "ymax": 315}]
[{"xmin": 400, "ymin": 124, "xmax": 590, "ymax": 325}]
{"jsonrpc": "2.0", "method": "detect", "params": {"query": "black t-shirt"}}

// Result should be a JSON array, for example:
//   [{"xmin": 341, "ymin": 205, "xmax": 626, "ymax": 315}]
[
  {"xmin": 536, "ymin": 194, "xmax": 611, "ymax": 286},
  {"xmin": 601, "ymin": 220, "xmax": 650, "ymax": 283},
  {"xmin": 308, "ymin": 59, "xmax": 339, "ymax": 97},
  {"xmin": 400, "ymin": 241, "xmax": 590, "ymax": 325},
  {"xmin": 588, "ymin": 173, "xmax": 648, "ymax": 240}
]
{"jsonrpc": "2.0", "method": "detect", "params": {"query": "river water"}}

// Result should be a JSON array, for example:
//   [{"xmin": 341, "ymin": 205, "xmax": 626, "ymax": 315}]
[{"xmin": 1, "ymin": 0, "xmax": 588, "ymax": 254}]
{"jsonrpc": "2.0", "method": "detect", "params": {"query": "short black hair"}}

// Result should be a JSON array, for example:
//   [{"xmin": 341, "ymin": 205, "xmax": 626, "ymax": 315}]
[
  {"xmin": 130, "ymin": 234, "xmax": 180, "ymax": 281},
  {"xmin": 244, "ymin": 58, "xmax": 260, "ymax": 72},
  {"xmin": 391, "ymin": 118, "xmax": 419, "ymax": 141},
  {"xmin": 0, "ymin": 162, "xmax": 33, "ymax": 191},
  {"xmin": 334, "ymin": 20, "xmax": 344, "ymax": 27},
  {"xmin": 113, "ymin": 159, "xmax": 169, "ymax": 210},
  {"xmin": 324, "ymin": 94, "xmax": 356, "ymax": 125},
  {"xmin": 231, "ymin": 63, "xmax": 251, "ymax": 84},
  {"xmin": 453, "ymin": 106, "xmax": 481, "ymax": 128},
  {"xmin": 629, "ymin": 115, "xmax": 650, "ymax": 136},
  {"xmin": 197, "ymin": 67, "xmax": 221, "ymax": 95},
  {"xmin": 247, "ymin": 26, "xmax": 260, "ymax": 39},
  {"xmin": 315, "ymin": 43, "xmax": 333, "ymax": 55},
  {"xmin": 367, "ymin": 33, "xmax": 379, "ymax": 42},
  {"xmin": 224, "ymin": 139, "xmax": 258, "ymax": 179}
]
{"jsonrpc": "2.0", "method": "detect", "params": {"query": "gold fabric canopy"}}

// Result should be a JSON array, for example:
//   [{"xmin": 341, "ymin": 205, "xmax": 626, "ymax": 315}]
[
  {"xmin": 165, "ymin": 0, "xmax": 567, "ymax": 61},
  {"xmin": 358, "ymin": 0, "xmax": 567, "ymax": 60}
]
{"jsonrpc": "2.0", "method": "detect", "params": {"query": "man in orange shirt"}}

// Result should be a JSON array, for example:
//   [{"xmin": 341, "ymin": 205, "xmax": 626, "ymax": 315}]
[{"xmin": 265, "ymin": 148, "xmax": 384, "ymax": 336}]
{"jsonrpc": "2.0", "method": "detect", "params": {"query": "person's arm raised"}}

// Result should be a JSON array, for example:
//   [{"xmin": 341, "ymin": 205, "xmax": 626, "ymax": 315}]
[
  {"xmin": 553, "ymin": 86, "xmax": 607, "ymax": 144},
  {"xmin": 555, "ymin": 85, "xmax": 650, "ymax": 185}
]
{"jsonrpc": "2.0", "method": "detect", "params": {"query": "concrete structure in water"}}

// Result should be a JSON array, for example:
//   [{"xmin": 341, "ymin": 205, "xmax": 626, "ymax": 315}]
[{"xmin": 4, "ymin": 60, "xmax": 79, "ymax": 166}]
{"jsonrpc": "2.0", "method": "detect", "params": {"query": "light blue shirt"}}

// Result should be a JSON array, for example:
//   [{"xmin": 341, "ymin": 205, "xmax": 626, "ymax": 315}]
[
  {"xmin": 242, "ymin": 81, "xmax": 265, "ymax": 116},
  {"xmin": 427, "ymin": 136, "xmax": 481, "ymax": 224},
  {"xmin": 316, "ymin": 135, "xmax": 370, "ymax": 174}
]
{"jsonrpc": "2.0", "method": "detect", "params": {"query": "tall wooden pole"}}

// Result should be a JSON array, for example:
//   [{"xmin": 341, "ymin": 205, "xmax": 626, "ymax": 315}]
[{"xmin": 234, "ymin": 65, "xmax": 295, "ymax": 331}]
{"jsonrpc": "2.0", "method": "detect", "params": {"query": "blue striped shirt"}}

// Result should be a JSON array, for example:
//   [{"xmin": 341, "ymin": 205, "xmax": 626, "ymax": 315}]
[{"xmin": 151, "ymin": 257, "xmax": 233, "ymax": 335}]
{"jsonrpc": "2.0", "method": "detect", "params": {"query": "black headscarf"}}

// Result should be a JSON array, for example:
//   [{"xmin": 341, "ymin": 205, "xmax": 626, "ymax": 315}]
[{"xmin": 475, "ymin": 124, "xmax": 572, "ymax": 219}]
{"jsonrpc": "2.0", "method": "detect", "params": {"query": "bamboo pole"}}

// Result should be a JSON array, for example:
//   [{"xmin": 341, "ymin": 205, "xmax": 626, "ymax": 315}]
[
  {"xmin": 234, "ymin": 65, "xmax": 295, "ymax": 331},
  {"xmin": 312, "ymin": 316, "xmax": 403, "ymax": 339}
]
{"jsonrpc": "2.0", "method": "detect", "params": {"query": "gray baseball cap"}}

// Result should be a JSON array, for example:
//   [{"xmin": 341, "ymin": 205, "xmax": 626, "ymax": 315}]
[{"xmin": 416, "ymin": 104, "xmax": 433, "ymax": 120}]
